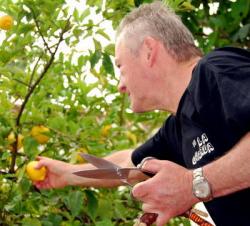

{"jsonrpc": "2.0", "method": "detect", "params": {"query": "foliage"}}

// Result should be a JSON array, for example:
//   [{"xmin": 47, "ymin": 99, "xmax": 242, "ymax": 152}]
[{"xmin": 0, "ymin": 0, "xmax": 249, "ymax": 225}]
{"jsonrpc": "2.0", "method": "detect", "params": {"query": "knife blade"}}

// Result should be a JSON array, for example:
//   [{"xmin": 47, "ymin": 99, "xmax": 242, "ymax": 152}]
[
  {"xmin": 79, "ymin": 153, "xmax": 122, "ymax": 169},
  {"xmin": 73, "ymin": 167, "xmax": 145, "ymax": 180}
]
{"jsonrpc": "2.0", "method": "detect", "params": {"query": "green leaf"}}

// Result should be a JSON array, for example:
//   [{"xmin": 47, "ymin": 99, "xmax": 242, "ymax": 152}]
[
  {"xmin": 93, "ymin": 38, "xmax": 102, "ymax": 51},
  {"xmin": 96, "ymin": 29, "xmax": 110, "ymax": 41},
  {"xmin": 233, "ymin": 24, "xmax": 250, "ymax": 41},
  {"xmin": 23, "ymin": 136, "xmax": 39, "ymax": 159},
  {"xmin": 73, "ymin": 8, "xmax": 79, "ymax": 20},
  {"xmin": 104, "ymin": 44, "xmax": 115, "ymax": 56},
  {"xmin": 80, "ymin": 8, "xmax": 91, "ymax": 20},
  {"xmin": 96, "ymin": 219, "xmax": 114, "ymax": 226},
  {"xmin": 77, "ymin": 55, "xmax": 87, "ymax": 68},
  {"xmin": 102, "ymin": 53, "xmax": 114, "ymax": 76},
  {"xmin": 85, "ymin": 189, "xmax": 98, "ymax": 220},
  {"xmin": 89, "ymin": 50, "xmax": 102, "ymax": 68},
  {"xmin": 64, "ymin": 190, "xmax": 83, "ymax": 218},
  {"xmin": 21, "ymin": 218, "xmax": 42, "ymax": 226},
  {"xmin": 0, "ymin": 50, "xmax": 12, "ymax": 63},
  {"xmin": 231, "ymin": 0, "xmax": 250, "ymax": 20},
  {"xmin": 42, "ymin": 214, "xmax": 63, "ymax": 226}
]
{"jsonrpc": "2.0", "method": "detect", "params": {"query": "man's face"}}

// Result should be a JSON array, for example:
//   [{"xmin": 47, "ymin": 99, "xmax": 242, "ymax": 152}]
[{"xmin": 115, "ymin": 38, "xmax": 159, "ymax": 113}]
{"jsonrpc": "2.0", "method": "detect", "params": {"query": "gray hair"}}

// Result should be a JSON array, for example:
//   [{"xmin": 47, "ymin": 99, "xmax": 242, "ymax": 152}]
[{"xmin": 116, "ymin": 1, "xmax": 202, "ymax": 61}]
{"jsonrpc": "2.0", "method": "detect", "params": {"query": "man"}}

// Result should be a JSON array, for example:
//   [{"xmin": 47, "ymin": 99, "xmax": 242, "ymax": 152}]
[{"xmin": 34, "ymin": 2, "xmax": 250, "ymax": 226}]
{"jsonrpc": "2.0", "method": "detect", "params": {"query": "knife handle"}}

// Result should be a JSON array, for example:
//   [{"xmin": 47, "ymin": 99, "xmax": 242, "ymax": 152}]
[
  {"xmin": 137, "ymin": 211, "xmax": 214, "ymax": 226},
  {"xmin": 139, "ymin": 212, "xmax": 158, "ymax": 226}
]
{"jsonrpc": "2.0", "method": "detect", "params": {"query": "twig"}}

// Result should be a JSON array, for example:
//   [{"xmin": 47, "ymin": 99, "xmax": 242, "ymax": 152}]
[
  {"xmin": 119, "ymin": 94, "xmax": 126, "ymax": 126},
  {"xmin": 202, "ymin": 0, "xmax": 209, "ymax": 19},
  {"xmin": 28, "ymin": 54, "xmax": 43, "ymax": 90},
  {"xmin": 13, "ymin": 78, "xmax": 30, "ymax": 88},
  {"xmin": 9, "ymin": 16, "xmax": 72, "ymax": 173},
  {"xmin": 30, "ymin": 7, "xmax": 53, "ymax": 55}
]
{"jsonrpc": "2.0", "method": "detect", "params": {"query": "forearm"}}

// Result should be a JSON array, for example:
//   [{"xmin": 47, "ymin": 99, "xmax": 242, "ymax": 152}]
[{"xmin": 204, "ymin": 132, "xmax": 250, "ymax": 198}]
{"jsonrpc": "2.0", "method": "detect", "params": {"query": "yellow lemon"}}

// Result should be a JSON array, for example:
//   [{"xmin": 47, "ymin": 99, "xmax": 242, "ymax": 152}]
[
  {"xmin": 0, "ymin": 15, "xmax": 13, "ymax": 30},
  {"xmin": 7, "ymin": 131, "xmax": 15, "ymax": 143},
  {"xmin": 7, "ymin": 132, "xmax": 24, "ymax": 150},
  {"xmin": 126, "ymin": 131, "xmax": 137, "ymax": 145},
  {"xmin": 76, "ymin": 148, "xmax": 88, "ymax": 163},
  {"xmin": 101, "ymin": 124, "xmax": 112, "ymax": 137},
  {"xmin": 31, "ymin": 125, "xmax": 50, "ymax": 144},
  {"xmin": 127, "ymin": 0, "xmax": 134, "ymax": 6},
  {"xmin": 26, "ymin": 161, "xmax": 46, "ymax": 181}
]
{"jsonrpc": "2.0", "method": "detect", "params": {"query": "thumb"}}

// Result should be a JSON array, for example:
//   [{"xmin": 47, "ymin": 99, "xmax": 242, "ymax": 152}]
[
  {"xmin": 35, "ymin": 156, "xmax": 49, "ymax": 169},
  {"xmin": 140, "ymin": 158, "xmax": 163, "ymax": 174},
  {"xmin": 155, "ymin": 213, "xmax": 171, "ymax": 226}
]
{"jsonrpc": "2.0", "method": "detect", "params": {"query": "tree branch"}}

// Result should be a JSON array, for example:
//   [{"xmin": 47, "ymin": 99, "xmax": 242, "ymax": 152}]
[
  {"xmin": 119, "ymin": 94, "xmax": 126, "ymax": 126},
  {"xmin": 28, "ymin": 54, "xmax": 43, "ymax": 90},
  {"xmin": 9, "ymin": 16, "xmax": 71, "ymax": 173},
  {"xmin": 13, "ymin": 78, "xmax": 30, "ymax": 88},
  {"xmin": 202, "ymin": 0, "xmax": 210, "ymax": 19},
  {"xmin": 30, "ymin": 7, "xmax": 53, "ymax": 55}
]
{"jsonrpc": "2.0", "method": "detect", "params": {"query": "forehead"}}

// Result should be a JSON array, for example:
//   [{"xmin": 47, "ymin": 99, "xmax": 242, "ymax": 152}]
[{"xmin": 115, "ymin": 37, "xmax": 128, "ymax": 64}]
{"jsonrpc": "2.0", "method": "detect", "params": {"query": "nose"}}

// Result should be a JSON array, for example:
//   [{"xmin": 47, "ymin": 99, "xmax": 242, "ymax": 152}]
[{"xmin": 118, "ymin": 79, "xmax": 127, "ymax": 93}]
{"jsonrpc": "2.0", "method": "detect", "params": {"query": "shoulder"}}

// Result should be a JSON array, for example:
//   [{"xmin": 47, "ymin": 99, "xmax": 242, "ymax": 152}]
[
  {"xmin": 190, "ymin": 47, "xmax": 250, "ymax": 89},
  {"xmin": 197, "ymin": 47, "xmax": 250, "ymax": 74},
  {"xmin": 204, "ymin": 47, "xmax": 249, "ymax": 60}
]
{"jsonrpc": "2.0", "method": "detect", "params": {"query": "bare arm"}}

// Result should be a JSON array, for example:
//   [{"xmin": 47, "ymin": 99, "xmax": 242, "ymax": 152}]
[
  {"xmin": 204, "ymin": 131, "xmax": 250, "ymax": 197},
  {"xmin": 34, "ymin": 149, "xmax": 146, "ymax": 189}
]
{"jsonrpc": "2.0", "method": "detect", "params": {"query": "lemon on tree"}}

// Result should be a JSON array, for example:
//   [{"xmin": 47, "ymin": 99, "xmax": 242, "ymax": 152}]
[
  {"xmin": 26, "ymin": 161, "xmax": 47, "ymax": 181},
  {"xmin": 126, "ymin": 131, "xmax": 137, "ymax": 145},
  {"xmin": 7, "ymin": 131, "xmax": 24, "ymax": 150},
  {"xmin": 31, "ymin": 125, "xmax": 50, "ymax": 144},
  {"xmin": 101, "ymin": 124, "xmax": 112, "ymax": 137},
  {"xmin": 70, "ymin": 147, "xmax": 88, "ymax": 164},
  {"xmin": 0, "ymin": 15, "xmax": 13, "ymax": 30}
]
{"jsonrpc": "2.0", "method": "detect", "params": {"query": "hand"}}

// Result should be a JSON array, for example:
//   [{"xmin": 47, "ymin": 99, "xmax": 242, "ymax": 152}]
[
  {"xmin": 33, "ymin": 156, "xmax": 76, "ymax": 189},
  {"xmin": 132, "ymin": 159, "xmax": 198, "ymax": 226}
]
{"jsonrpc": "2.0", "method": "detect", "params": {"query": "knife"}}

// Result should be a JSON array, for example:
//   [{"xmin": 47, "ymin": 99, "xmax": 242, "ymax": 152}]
[{"xmin": 73, "ymin": 153, "xmax": 214, "ymax": 226}]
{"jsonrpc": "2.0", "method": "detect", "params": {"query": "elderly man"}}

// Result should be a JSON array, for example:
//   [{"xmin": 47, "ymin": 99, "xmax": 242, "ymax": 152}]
[{"xmin": 34, "ymin": 2, "xmax": 250, "ymax": 226}]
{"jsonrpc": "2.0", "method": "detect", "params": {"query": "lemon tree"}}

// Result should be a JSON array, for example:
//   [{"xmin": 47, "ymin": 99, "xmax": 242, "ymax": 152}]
[{"xmin": 0, "ymin": 0, "xmax": 249, "ymax": 225}]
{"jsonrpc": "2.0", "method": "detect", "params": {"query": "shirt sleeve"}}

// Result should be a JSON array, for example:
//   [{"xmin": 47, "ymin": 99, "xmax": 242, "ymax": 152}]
[{"xmin": 131, "ymin": 115, "xmax": 185, "ymax": 166}]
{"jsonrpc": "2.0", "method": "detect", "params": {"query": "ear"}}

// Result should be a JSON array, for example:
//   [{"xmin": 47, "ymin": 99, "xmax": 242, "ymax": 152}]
[{"xmin": 142, "ymin": 36, "xmax": 158, "ymax": 67}]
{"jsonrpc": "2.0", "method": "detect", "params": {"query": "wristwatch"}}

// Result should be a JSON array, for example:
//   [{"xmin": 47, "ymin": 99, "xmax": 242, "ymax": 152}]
[{"xmin": 192, "ymin": 167, "xmax": 213, "ymax": 202}]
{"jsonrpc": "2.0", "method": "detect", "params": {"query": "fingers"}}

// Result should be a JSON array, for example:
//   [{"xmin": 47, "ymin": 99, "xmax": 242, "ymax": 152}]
[
  {"xmin": 132, "ymin": 159, "xmax": 166, "ymax": 198},
  {"xmin": 142, "ymin": 203, "xmax": 171, "ymax": 226},
  {"xmin": 140, "ymin": 158, "xmax": 164, "ymax": 174},
  {"xmin": 155, "ymin": 213, "xmax": 171, "ymax": 226},
  {"xmin": 132, "ymin": 181, "xmax": 149, "ymax": 199},
  {"xmin": 35, "ymin": 156, "xmax": 50, "ymax": 169},
  {"xmin": 34, "ymin": 178, "xmax": 51, "ymax": 190}
]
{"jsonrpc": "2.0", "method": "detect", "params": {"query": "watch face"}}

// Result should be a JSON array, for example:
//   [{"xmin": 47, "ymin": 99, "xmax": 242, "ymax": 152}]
[{"xmin": 193, "ymin": 180, "xmax": 211, "ymax": 198}]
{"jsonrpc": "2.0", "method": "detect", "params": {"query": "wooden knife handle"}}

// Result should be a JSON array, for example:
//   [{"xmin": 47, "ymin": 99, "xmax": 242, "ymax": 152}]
[
  {"xmin": 139, "ymin": 213, "xmax": 158, "ymax": 226},
  {"xmin": 136, "ymin": 211, "xmax": 214, "ymax": 226}
]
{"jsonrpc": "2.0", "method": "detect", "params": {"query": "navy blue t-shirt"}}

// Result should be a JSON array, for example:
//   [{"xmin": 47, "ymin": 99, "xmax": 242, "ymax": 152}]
[{"xmin": 132, "ymin": 47, "xmax": 250, "ymax": 226}]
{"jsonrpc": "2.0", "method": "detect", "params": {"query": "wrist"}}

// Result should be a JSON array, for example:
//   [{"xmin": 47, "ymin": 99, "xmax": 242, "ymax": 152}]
[
  {"xmin": 186, "ymin": 170, "xmax": 200, "ymax": 204},
  {"xmin": 192, "ymin": 167, "xmax": 213, "ymax": 202},
  {"xmin": 65, "ymin": 164, "xmax": 84, "ymax": 186}
]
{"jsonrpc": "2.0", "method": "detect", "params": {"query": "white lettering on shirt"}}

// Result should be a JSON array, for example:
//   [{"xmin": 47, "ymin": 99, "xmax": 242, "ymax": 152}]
[{"xmin": 192, "ymin": 133, "xmax": 214, "ymax": 165}]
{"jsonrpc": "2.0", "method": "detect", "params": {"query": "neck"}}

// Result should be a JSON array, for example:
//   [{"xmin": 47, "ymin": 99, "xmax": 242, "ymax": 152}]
[{"xmin": 161, "ymin": 56, "xmax": 201, "ymax": 114}]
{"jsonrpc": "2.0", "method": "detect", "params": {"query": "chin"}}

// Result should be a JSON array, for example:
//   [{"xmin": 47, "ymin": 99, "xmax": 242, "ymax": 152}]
[{"xmin": 131, "ymin": 103, "xmax": 151, "ymax": 113}]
